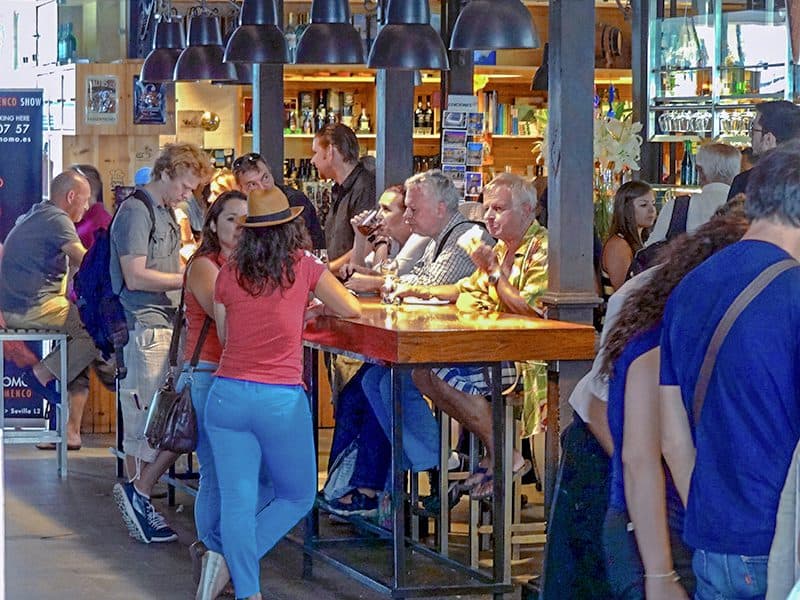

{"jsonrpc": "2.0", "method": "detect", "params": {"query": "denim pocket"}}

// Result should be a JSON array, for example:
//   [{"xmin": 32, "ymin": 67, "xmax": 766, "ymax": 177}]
[{"xmin": 738, "ymin": 555, "xmax": 769, "ymax": 592}]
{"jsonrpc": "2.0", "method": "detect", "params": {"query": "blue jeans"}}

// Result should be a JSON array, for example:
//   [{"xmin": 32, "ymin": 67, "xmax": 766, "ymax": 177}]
[
  {"xmin": 205, "ymin": 377, "xmax": 316, "ymax": 598},
  {"xmin": 361, "ymin": 365, "xmax": 439, "ymax": 473},
  {"xmin": 176, "ymin": 363, "xmax": 274, "ymax": 550},
  {"xmin": 693, "ymin": 549, "xmax": 768, "ymax": 600},
  {"xmin": 328, "ymin": 365, "xmax": 391, "ymax": 491}
]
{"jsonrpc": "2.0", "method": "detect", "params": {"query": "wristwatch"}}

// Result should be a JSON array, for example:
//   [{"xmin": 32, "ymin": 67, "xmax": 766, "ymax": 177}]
[{"xmin": 487, "ymin": 268, "xmax": 502, "ymax": 285}]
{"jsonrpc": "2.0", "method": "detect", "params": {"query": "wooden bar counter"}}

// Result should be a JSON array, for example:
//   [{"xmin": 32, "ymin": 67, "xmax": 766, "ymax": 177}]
[{"xmin": 302, "ymin": 298, "xmax": 595, "ymax": 599}]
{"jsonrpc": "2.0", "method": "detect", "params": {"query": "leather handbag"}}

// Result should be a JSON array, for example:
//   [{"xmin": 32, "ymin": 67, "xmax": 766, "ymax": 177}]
[{"xmin": 144, "ymin": 286, "xmax": 212, "ymax": 454}]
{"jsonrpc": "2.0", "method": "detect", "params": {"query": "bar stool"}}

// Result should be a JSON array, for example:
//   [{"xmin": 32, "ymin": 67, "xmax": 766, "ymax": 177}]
[{"xmin": 0, "ymin": 329, "xmax": 69, "ymax": 478}]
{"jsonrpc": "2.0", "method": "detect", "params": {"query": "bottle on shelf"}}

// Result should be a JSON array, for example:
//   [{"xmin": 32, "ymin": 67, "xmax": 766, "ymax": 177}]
[
  {"xmin": 680, "ymin": 141, "xmax": 697, "ymax": 186},
  {"xmin": 314, "ymin": 90, "xmax": 328, "ymax": 132},
  {"xmin": 287, "ymin": 109, "xmax": 298, "ymax": 133},
  {"xmin": 285, "ymin": 13, "xmax": 297, "ymax": 63},
  {"xmin": 341, "ymin": 92, "xmax": 355, "ymax": 128},
  {"xmin": 424, "ymin": 96, "xmax": 434, "ymax": 134},
  {"xmin": 301, "ymin": 111, "xmax": 313, "ymax": 134},
  {"xmin": 57, "ymin": 24, "xmax": 66, "ymax": 64},
  {"xmin": 64, "ymin": 23, "xmax": 78, "ymax": 63},
  {"xmin": 357, "ymin": 107, "xmax": 371, "ymax": 133}
]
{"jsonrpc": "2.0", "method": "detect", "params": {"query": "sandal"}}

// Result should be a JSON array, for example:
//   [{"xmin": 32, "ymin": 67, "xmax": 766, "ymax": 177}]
[
  {"xmin": 457, "ymin": 465, "xmax": 491, "ymax": 492},
  {"xmin": 470, "ymin": 460, "xmax": 533, "ymax": 501}
]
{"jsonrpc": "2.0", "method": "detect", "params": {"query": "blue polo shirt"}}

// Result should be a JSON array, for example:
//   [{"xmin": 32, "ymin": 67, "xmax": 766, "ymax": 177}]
[{"xmin": 660, "ymin": 240, "xmax": 800, "ymax": 555}]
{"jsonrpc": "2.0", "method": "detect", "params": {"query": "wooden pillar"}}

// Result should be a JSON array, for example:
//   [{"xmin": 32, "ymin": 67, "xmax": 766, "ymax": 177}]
[
  {"xmin": 540, "ymin": 0, "xmax": 598, "ymax": 509},
  {"xmin": 375, "ymin": 70, "xmax": 414, "ymax": 194},
  {"xmin": 253, "ymin": 0, "xmax": 285, "ymax": 185}
]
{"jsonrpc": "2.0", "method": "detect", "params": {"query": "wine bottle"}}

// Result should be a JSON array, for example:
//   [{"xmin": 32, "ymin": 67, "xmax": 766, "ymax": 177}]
[
  {"xmin": 314, "ymin": 91, "xmax": 328, "ymax": 132},
  {"xmin": 680, "ymin": 141, "xmax": 692, "ymax": 186},
  {"xmin": 414, "ymin": 96, "xmax": 424, "ymax": 131},
  {"xmin": 424, "ymin": 96, "xmax": 434, "ymax": 134}
]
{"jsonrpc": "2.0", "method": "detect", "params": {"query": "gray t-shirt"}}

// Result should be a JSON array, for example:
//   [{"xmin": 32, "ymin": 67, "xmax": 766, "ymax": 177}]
[
  {"xmin": 109, "ymin": 189, "xmax": 181, "ymax": 329},
  {"xmin": 0, "ymin": 201, "xmax": 79, "ymax": 313}
]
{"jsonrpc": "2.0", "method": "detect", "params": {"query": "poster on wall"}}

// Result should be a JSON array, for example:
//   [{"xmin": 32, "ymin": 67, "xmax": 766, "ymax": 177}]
[
  {"xmin": 132, "ymin": 76, "xmax": 167, "ymax": 125},
  {"xmin": 85, "ymin": 75, "xmax": 119, "ymax": 125},
  {"xmin": 0, "ymin": 89, "xmax": 47, "ymax": 421}
]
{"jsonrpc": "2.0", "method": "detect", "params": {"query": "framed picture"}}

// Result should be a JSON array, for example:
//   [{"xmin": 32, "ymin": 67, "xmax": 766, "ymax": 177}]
[
  {"xmin": 133, "ymin": 76, "xmax": 167, "ymax": 125},
  {"xmin": 85, "ymin": 75, "xmax": 118, "ymax": 125},
  {"xmin": 465, "ymin": 171, "xmax": 483, "ymax": 197}
]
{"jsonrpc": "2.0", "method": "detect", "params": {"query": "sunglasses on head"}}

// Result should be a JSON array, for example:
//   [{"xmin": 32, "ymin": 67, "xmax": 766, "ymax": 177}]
[{"xmin": 232, "ymin": 152, "xmax": 263, "ymax": 172}]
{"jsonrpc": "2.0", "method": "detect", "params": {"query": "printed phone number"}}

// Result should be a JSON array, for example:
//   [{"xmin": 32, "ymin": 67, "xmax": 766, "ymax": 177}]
[{"xmin": 0, "ymin": 124, "xmax": 30, "ymax": 134}]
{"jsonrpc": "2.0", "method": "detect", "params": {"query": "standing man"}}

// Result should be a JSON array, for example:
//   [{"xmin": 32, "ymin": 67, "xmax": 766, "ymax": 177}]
[
  {"xmin": 231, "ymin": 151, "xmax": 324, "ymax": 249},
  {"xmin": 660, "ymin": 143, "xmax": 800, "ymax": 598},
  {"xmin": 0, "ymin": 170, "xmax": 105, "ymax": 450},
  {"xmin": 727, "ymin": 100, "xmax": 800, "ymax": 200},
  {"xmin": 311, "ymin": 123, "xmax": 376, "ymax": 272},
  {"xmin": 110, "ymin": 143, "xmax": 214, "ymax": 544}
]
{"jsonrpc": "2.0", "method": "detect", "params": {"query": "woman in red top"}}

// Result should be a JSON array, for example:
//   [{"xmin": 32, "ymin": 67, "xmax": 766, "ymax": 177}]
[
  {"xmin": 197, "ymin": 188, "xmax": 360, "ymax": 600},
  {"xmin": 175, "ymin": 191, "xmax": 248, "ymax": 589}
]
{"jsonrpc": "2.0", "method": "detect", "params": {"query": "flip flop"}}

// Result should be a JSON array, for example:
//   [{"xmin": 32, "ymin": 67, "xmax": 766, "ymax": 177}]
[
  {"xmin": 35, "ymin": 442, "xmax": 81, "ymax": 451},
  {"xmin": 470, "ymin": 460, "xmax": 533, "ymax": 501},
  {"xmin": 457, "ymin": 465, "xmax": 491, "ymax": 492}
]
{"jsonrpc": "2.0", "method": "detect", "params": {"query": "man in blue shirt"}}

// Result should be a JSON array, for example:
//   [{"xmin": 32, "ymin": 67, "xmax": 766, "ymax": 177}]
[{"xmin": 660, "ymin": 142, "xmax": 800, "ymax": 599}]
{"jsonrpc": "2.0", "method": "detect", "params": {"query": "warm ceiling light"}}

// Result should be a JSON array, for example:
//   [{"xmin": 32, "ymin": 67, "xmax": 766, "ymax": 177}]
[
  {"xmin": 224, "ymin": 0, "xmax": 288, "ymax": 64},
  {"xmin": 450, "ymin": 0, "xmax": 539, "ymax": 50},
  {"xmin": 174, "ymin": 9, "xmax": 237, "ymax": 82},
  {"xmin": 295, "ymin": 0, "xmax": 364, "ymax": 64},
  {"xmin": 367, "ymin": 0, "xmax": 449, "ymax": 70}
]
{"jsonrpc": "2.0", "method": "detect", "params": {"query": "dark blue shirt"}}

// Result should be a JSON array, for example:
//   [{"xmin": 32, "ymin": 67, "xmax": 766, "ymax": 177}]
[
  {"xmin": 660, "ymin": 240, "xmax": 800, "ymax": 555},
  {"xmin": 608, "ymin": 325, "xmax": 684, "ymax": 533}
]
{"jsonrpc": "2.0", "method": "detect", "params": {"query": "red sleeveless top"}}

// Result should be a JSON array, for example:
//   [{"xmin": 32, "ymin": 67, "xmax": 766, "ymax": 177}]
[{"xmin": 183, "ymin": 253, "xmax": 224, "ymax": 364}]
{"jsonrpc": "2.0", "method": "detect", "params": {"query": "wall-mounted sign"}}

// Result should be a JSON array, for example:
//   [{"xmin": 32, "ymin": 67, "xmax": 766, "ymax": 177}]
[
  {"xmin": 85, "ymin": 75, "xmax": 118, "ymax": 125},
  {"xmin": 133, "ymin": 75, "xmax": 166, "ymax": 125}
]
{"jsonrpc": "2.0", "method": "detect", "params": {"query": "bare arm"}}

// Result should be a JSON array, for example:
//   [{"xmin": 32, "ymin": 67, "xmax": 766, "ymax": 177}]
[
  {"xmin": 213, "ymin": 301, "xmax": 227, "ymax": 346},
  {"xmin": 62, "ymin": 241, "xmax": 87, "ymax": 267},
  {"xmin": 623, "ymin": 350, "xmax": 688, "ymax": 598},
  {"xmin": 314, "ymin": 270, "xmax": 362, "ymax": 318},
  {"xmin": 659, "ymin": 384, "xmax": 695, "ymax": 506},
  {"xmin": 119, "ymin": 254, "xmax": 183, "ymax": 292},
  {"xmin": 393, "ymin": 282, "xmax": 460, "ymax": 302},
  {"xmin": 602, "ymin": 237, "xmax": 634, "ymax": 291},
  {"xmin": 585, "ymin": 395, "xmax": 614, "ymax": 456},
  {"xmin": 327, "ymin": 250, "xmax": 352, "ymax": 275},
  {"xmin": 493, "ymin": 272, "xmax": 540, "ymax": 316},
  {"xmin": 185, "ymin": 257, "xmax": 218, "ymax": 318}
]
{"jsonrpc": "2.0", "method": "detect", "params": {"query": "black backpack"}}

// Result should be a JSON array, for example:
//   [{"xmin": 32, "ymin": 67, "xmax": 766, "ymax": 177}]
[
  {"xmin": 73, "ymin": 190, "xmax": 155, "ymax": 379},
  {"xmin": 629, "ymin": 194, "xmax": 690, "ymax": 277}
]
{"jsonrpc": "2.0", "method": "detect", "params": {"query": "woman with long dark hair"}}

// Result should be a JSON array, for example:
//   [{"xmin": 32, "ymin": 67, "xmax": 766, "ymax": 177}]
[
  {"xmin": 196, "ymin": 188, "xmax": 360, "ymax": 600},
  {"xmin": 599, "ymin": 205, "xmax": 748, "ymax": 599},
  {"xmin": 175, "ymin": 191, "xmax": 248, "ymax": 589},
  {"xmin": 601, "ymin": 181, "xmax": 657, "ymax": 292}
]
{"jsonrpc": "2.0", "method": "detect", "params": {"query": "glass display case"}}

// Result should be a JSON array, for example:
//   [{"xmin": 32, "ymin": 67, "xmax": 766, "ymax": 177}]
[{"xmin": 648, "ymin": 0, "xmax": 792, "ymax": 144}]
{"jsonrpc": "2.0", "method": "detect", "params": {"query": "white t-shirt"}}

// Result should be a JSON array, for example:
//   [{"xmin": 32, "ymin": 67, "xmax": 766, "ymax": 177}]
[{"xmin": 645, "ymin": 182, "xmax": 730, "ymax": 247}]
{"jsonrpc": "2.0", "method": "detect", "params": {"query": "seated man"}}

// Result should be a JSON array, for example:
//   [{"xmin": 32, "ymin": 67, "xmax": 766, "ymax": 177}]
[
  {"xmin": 0, "ymin": 170, "xmax": 111, "ymax": 450},
  {"xmin": 392, "ymin": 172, "xmax": 548, "ymax": 499},
  {"xmin": 326, "ymin": 169, "xmax": 493, "ymax": 517}
]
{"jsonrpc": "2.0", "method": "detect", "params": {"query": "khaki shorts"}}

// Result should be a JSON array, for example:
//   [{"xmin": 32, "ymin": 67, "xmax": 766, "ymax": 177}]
[{"xmin": 119, "ymin": 324, "xmax": 172, "ymax": 463}]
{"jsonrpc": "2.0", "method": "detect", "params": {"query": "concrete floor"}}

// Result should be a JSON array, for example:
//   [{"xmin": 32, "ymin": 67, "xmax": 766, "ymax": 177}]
[{"xmin": 4, "ymin": 433, "xmax": 541, "ymax": 599}]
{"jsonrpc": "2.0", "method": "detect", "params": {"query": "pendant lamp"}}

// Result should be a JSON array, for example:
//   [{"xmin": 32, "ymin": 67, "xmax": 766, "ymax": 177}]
[
  {"xmin": 140, "ymin": 16, "xmax": 185, "ymax": 83},
  {"xmin": 367, "ymin": 0, "xmax": 449, "ymax": 70},
  {"xmin": 212, "ymin": 63, "xmax": 253, "ymax": 86},
  {"xmin": 295, "ymin": 0, "xmax": 364, "ymax": 64},
  {"xmin": 450, "ymin": 0, "xmax": 539, "ymax": 50},
  {"xmin": 224, "ymin": 0, "xmax": 287, "ymax": 64},
  {"xmin": 174, "ymin": 6, "xmax": 237, "ymax": 82},
  {"xmin": 531, "ymin": 43, "xmax": 548, "ymax": 91}
]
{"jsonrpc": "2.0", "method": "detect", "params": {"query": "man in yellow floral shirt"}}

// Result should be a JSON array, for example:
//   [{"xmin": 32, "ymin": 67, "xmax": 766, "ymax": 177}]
[{"xmin": 395, "ymin": 172, "xmax": 548, "ymax": 499}]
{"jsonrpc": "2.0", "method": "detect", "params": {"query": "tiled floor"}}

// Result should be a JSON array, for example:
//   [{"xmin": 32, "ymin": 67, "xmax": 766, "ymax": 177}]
[{"xmin": 3, "ymin": 432, "xmax": 543, "ymax": 599}]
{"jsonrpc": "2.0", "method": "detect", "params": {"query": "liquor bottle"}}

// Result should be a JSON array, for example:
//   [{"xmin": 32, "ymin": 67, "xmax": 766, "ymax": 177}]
[
  {"xmin": 57, "ymin": 24, "xmax": 66, "ymax": 64},
  {"xmin": 302, "ymin": 111, "xmax": 313, "ymax": 134},
  {"xmin": 288, "ymin": 110, "xmax": 298, "ymax": 133},
  {"xmin": 314, "ymin": 91, "xmax": 328, "ymax": 132},
  {"xmin": 424, "ymin": 96, "xmax": 434, "ymax": 134},
  {"xmin": 64, "ymin": 23, "xmax": 78, "ymax": 63},
  {"xmin": 341, "ymin": 92, "xmax": 354, "ymax": 128},
  {"xmin": 285, "ymin": 13, "xmax": 297, "ymax": 63},
  {"xmin": 414, "ymin": 96, "xmax": 424, "ymax": 130},
  {"xmin": 680, "ymin": 141, "xmax": 693, "ymax": 186},
  {"xmin": 357, "ymin": 108, "xmax": 371, "ymax": 133}
]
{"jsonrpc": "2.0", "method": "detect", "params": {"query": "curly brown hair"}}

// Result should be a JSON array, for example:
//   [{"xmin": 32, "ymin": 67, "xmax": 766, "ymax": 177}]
[
  {"xmin": 600, "ymin": 207, "xmax": 749, "ymax": 376},
  {"xmin": 232, "ymin": 218, "xmax": 312, "ymax": 297}
]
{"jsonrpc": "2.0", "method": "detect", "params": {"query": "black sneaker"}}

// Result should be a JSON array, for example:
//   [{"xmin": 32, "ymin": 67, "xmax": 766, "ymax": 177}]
[
  {"xmin": 327, "ymin": 490, "xmax": 378, "ymax": 518},
  {"xmin": 113, "ymin": 482, "xmax": 178, "ymax": 544}
]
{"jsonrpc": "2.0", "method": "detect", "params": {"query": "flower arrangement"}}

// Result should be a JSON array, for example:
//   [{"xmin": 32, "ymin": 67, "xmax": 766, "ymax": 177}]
[{"xmin": 593, "ymin": 115, "xmax": 643, "ymax": 174}]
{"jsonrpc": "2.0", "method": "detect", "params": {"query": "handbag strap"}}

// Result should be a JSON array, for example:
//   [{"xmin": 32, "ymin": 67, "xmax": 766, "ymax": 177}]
[
  {"xmin": 693, "ymin": 258, "xmax": 798, "ymax": 424},
  {"xmin": 189, "ymin": 317, "xmax": 213, "ymax": 368},
  {"xmin": 167, "ymin": 286, "xmax": 187, "ymax": 369}
]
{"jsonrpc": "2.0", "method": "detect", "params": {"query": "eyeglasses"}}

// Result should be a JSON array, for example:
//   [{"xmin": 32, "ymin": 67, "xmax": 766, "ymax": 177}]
[
  {"xmin": 750, "ymin": 125, "xmax": 763, "ymax": 135},
  {"xmin": 232, "ymin": 152, "xmax": 263, "ymax": 173}
]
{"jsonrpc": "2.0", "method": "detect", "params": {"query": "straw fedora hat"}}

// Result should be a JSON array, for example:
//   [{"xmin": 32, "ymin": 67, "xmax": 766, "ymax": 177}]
[{"xmin": 240, "ymin": 187, "xmax": 304, "ymax": 228}]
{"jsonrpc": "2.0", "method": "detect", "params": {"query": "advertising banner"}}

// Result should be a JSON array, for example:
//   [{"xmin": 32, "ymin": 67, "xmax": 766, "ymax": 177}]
[{"xmin": 0, "ymin": 88, "xmax": 47, "ymax": 421}]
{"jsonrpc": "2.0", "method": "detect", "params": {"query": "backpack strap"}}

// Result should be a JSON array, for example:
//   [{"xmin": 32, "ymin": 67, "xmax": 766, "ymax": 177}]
[
  {"xmin": 692, "ymin": 258, "xmax": 799, "ymax": 424},
  {"xmin": 434, "ymin": 220, "xmax": 491, "ymax": 261},
  {"xmin": 128, "ymin": 188, "xmax": 157, "ymax": 240},
  {"xmin": 665, "ymin": 195, "xmax": 690, "ymax": 241}
]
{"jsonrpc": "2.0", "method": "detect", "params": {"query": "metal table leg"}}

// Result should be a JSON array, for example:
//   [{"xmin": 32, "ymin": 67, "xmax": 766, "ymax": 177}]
[
  {"xmin": 390, "ymin": 366, "xmax": 406, "ymax": 594},
  {"xmin": 58, "ymin": 336, "xmax": 68, "ymax": 479},
  {"xmin": 491, "ymin": 363, "xmax": 511, "ymax": 598},
  {"xmin": 303, "ymin": 347, "xmax": 320, "ymax": 580}
]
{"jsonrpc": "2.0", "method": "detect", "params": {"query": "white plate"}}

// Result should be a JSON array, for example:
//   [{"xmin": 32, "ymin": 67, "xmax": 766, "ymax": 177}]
[{"xmin": 402, "ymin": 296, "xmax": 450, "ymax": 306}]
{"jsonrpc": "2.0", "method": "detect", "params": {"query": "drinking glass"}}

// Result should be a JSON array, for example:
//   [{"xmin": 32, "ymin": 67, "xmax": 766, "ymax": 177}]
[{"xmin": 379, "ymin": 260, "xmax": 399, "ymax": 304}]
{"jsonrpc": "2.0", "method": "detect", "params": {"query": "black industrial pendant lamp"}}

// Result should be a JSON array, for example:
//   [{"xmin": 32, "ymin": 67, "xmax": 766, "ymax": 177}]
[
  {"xmin": 531, "ymin": 43, "xmax": 548, "ymax": 91},
  {"xmin": 140, "ymin": 8, "xmax": 185, "ymax": 83},
  {"xmin": 224, "ymin": 0, "xmax": 287, "ymax": 64},
  {"xmin": 367, "ymin": 0, "xmax": 449, "ymax": 70},
  {"xmin": 212, "ymin": 63, "xmax": 253, "ymax": 86},
  {"xmin": 295, "ymin": 0, "xmax": 364, "ymax": 64},
  {"xmin": 450, "ymin": 0, "xmax": 539, "ymax": 50},
  {"xmin": 174, "ymin": 4, "xmax": 237, "ymax": 82}
]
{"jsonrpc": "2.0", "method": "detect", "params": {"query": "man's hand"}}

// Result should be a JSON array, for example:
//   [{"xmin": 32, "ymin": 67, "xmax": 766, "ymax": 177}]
[{"xmin": 468, "ymin": 243, "xmax": 498, "ymax": 273}]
